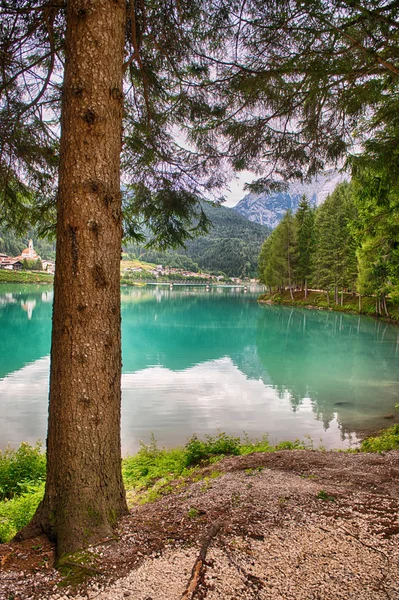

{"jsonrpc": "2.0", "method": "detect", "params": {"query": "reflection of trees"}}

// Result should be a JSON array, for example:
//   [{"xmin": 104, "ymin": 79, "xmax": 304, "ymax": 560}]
[
  {"xmin": 0, "ymin": 287, "xmax": 52, "ymax": 378},
  {"xmin": 255, "ymin": 305, "xmax": 399, "ymax": 437},
  {"xmin": 121, "ymin": 288, "xmax": 261, "ymax": 372},
  {"xmin": 2, "ymin": 285, "xmax": 398, "ymax": 441}
]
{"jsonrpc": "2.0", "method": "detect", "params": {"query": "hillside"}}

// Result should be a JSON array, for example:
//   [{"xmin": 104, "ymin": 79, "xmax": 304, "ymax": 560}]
[
  {"xmin": 0, "ymin": 204, "xmax": 270, "ymax": 279},
  {"xmin": 126, "ymin": 203, "xmax": 270, "ymax": 277},
  {"xmin": 234, "ymin": 171, "xmax": 347, "ymax": 228}
]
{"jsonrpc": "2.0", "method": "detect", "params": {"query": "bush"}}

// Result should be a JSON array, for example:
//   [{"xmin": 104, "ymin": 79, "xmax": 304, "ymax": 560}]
[
  {"xmin": 184, "ymin": 432, "xmax": 241, "ymax": 467},
  {"xmin": 0, "ymin": 442, "xmax": 46, "ymax": 500},
  {"xmin": 360, "ymin": 424, "xmax": 399, "ymax": 452}
]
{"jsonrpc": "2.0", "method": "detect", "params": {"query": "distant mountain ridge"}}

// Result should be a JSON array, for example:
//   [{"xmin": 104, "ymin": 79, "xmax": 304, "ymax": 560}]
[
  {"xmin": 233, "ymin": 171, "xmax": 347, "ymax": 228},
  {"xmin": 126, "ymin": 203, "xmax": 271, "ymax": 278}
]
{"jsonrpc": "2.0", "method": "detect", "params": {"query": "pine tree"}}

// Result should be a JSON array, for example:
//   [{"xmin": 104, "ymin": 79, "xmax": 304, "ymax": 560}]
[
  {"xmin": 295, "ymin": 195, "xmax": 315, "ymax": 297},
  {"xmin": 313, "ymin": 183, "xmax": 357, "ymax": 304},
  {"xmin": 1, "ymin": 0, "xmax": 232, "ymax": 558},
  {"xmin": 277, "ymin": 210, "xmax": 297, "ymax": 299}
]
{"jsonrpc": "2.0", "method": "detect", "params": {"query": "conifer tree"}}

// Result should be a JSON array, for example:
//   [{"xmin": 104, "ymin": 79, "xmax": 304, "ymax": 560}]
[
  {"xmin": 0, "ymin": 0, "xmax": 232, "ymax": 558},
  {"xmin": 295, "ymin": 195, "xmax": 315, "ymax": 297},
  {"xmin": 313, "ymin": 183, "xmax": 357, "ymax": 304}
]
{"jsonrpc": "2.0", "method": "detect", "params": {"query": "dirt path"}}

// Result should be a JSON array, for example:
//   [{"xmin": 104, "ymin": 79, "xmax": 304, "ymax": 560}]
[{"xmin": 1, "ymin": 450, "xmax": 398, "ymax": 599}]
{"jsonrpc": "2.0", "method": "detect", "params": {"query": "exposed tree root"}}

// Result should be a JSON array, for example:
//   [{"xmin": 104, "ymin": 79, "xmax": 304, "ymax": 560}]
[{"xmin": 181, "ymin": 522, "xmax": 221, "ymax": 600}]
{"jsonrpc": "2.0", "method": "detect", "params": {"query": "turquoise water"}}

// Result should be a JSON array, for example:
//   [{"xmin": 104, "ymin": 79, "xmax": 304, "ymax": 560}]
[{"xmin": 1, "ymin": 283, "xmax": 399, "ymax": 452}]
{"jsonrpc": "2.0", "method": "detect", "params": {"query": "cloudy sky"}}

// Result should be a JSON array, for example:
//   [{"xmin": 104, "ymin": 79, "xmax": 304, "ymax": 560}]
[{"xmin": 222, "ymin": 170, "xmax": 254, "ymax": 206}]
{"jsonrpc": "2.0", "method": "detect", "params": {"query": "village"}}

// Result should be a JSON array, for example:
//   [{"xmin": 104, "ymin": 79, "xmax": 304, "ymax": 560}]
[
  {"xmin": 0, "ymin": 242, "xmax": 258, "ymax": 285},
  {"xmin": 122, "ymin": 262, "xmax": 259, "ymax": 285},
  {"xmin": 0, "ymin": 240, "xmax": 55, "ymax": 274}
]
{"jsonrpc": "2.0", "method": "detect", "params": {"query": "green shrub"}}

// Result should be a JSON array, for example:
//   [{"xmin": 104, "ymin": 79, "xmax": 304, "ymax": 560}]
[
  {"xmin": 360, "ymin": 424, "xmax": 399, "ymax": 452},
  {"xmin": 275, "ymin": 439, "xmax": 307, "ymax": 450},
  {"xmin": 183, "ymin": 432, "xmax": 241, "ymax": 467},
  {"xmin": 0, "ymin": 442, "xmax": 46, "ymax": 500}
]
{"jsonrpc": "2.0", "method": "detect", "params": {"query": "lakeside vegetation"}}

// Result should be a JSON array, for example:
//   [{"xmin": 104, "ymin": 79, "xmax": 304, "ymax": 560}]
[
  {"xmin": 2, "ymin": 428, "xmax": 398, "ymax": 544},
  {"xmin": 258, "ymin": 289, "xmax": 399, "ymax": 323},
  {"xmin": 259, "ymin": 181, "xmax": 399, "ymax": 318},
  {"xmin": 0, "ymin": 270, "xmax": 53, "ymax": 284}
]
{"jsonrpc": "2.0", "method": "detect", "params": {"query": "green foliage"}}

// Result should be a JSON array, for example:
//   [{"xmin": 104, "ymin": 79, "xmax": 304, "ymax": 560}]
[
  {"xmin": 316, "ymin": 490, "xmax": 336, "ymax": 502},
  {"xmin": 183, "ymin": 432, "xmax": 242, "ymax": 467},
  {"xmin": 259, "ymin": 210, "xmax": 297, "ymax": 292},
  {"xmin": 0, "ymin": 482, "xmax": 45, "ymax": 543},
  {"xmin": 295, "ymin": 196, "xmax": 315, "ymax": 289},
  {"xmin": 360, "ymin": 424, "xmax": 399, "ymax": 453},
  {"xmin": 0, "ymin": 228, "xmax": 55, "ymax": 261},
  {"xmin": 258, "ymin": 289, "xmax": 399, "ymax": 321},
  {"xmin": 187, "ymin": 507, "xmax": 200, "ymax": 519},
  {"xmin": 313, "ymin": 183, "xmax": 358, "ymax": 298},
  {"xmin": 126, "ymin": 203, "xmax": 270, "ymax": 278},
  {"xmin": 350, "ymin": 155, "xmax": 399, "ymax": 308},
  {"xmin": 0, "ymin": 270, "xmax": 53, "ymax": 284},
  {"xmin": 0, "ymin": 442, "xmax": 46, "ymax": 501},
  {"xmin": 0, "ymin": 440, "xmax": 46, "ymax": 542},
  {"xmin": 275, "ymin": 439, "xmax": 307, "ymax": 451}
]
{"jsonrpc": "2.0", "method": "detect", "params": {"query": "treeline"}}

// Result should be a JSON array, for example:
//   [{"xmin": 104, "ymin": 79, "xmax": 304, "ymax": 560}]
[{"xmin": 259, "ymin": 181, "xmax": 399, "ymax": 315}]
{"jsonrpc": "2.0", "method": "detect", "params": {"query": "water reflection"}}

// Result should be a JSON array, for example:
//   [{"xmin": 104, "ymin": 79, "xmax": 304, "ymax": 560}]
[
  {"xmin": 255, "ymin": 305, "xmax": 399, "ymax": 438},
  {"xmin": 0, "ymin": 284, "xmax": 398, "ymax": 452}
]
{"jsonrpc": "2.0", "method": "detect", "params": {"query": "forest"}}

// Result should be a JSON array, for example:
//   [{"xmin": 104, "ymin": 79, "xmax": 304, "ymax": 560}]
[
  {"xmin": 125, "ymin": 203, "xmax": 269, "ymax": 277},
  {"xmin": 259, "ymin": 178, "xmax": 399, "ymax": 316}
]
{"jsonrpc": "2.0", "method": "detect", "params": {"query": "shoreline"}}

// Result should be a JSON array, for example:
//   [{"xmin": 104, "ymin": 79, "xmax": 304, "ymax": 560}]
[{"xmin": 258, "ymin": 289, "xmax": 399, "ymax": 325}]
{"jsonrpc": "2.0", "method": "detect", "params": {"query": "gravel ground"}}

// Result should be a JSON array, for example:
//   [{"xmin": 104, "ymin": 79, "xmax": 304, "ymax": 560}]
[{"xmin": 1, "ymin": 450, "xmax": 398, "ymax": 599}]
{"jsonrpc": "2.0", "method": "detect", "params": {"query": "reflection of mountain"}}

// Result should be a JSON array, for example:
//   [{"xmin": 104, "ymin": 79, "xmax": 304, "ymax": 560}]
[
  {"xmin": 0, "ymin": 287, "xmax": 52, "ymax": 379},
  {"xmin": 255, "ymin": 306, "xmax": 399, "ymax": 437}
]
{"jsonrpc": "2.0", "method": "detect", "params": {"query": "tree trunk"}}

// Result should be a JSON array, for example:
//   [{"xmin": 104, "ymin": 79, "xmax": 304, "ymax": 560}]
[
  {"xmin": 304, "ymin": 278, "xmax": 308, "ymax": 299},
  {"xmin": 16, "ymin": 0, "xmax": 128, "ymax": 558},
  {"xmin": 340, "ymin": 289, "xmax": 344, "ymax": 306},
  {"xmin": 382, "ymin": 295, "xmax": 389, "ymax": 317},
  {"xmin": 358, "ymin": 294, "xmax": 362, "ymax": 312}
]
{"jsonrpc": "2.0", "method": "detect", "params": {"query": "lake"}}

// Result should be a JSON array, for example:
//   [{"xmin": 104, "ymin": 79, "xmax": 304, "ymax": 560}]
[{"xmin": 1, "ymin": 283, "xmax": 399, "ymax": 453}]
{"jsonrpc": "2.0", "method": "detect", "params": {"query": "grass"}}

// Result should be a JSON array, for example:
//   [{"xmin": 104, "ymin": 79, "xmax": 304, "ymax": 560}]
[
  {"xmin": 0, "ymin": 270, "xmax": 54, "ymax": 284},
  {"xmin": 1, "ymin": 426, "xmax": 399, "ymax": 544},
  {"xmin": 121, "ymin": 258, "xmax": 157, "ymax": 271},
  {"xmin": 258, "ymin": 289, "xmax": 399, "ymax": 322}
]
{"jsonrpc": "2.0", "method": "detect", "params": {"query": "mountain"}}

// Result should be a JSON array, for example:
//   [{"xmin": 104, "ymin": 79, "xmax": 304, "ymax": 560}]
[
  {"xmin": 233, "ymin": 171, "xmax": 347, "ymax": 228},
  {"xmin": 125, "ymin": 203, "xmax": 270, "ymax": 278}
]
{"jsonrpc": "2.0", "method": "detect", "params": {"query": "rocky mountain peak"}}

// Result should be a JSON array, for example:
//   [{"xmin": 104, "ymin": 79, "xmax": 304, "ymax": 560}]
[{"xmin": 233, "ymin": 171, "xmax": 347, "ymax": 228}]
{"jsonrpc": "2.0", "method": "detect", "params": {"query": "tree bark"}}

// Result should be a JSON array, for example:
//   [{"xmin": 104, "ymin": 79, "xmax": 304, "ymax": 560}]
[
  {"xmin": 16, "ymin": 0, "xmax": 128, "ymax": 558},
  {"xmin": 382, "ymin": 295, "xmax": 389, "ymax": 317},
  {"xmin": 304, "ymin": 278, "xmax": 308, "ymax": 299},
  {"xmin": 358, "ymin": 294, "xmax": 362, "ymax": 312}
]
